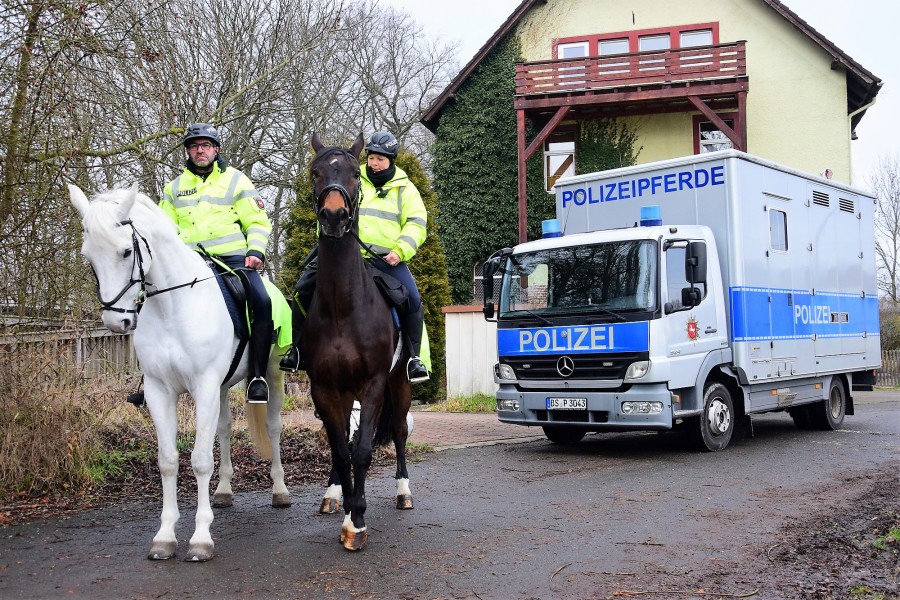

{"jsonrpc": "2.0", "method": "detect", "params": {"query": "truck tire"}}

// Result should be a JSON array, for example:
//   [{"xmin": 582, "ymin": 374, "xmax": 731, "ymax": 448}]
[
  {"xmin": 691, "ymin": 382, "xmax": 735, "ymax": 452},
  {"xmin": 808, "ymin": 378, "xmax": 846, "ymax": 430},
  {"xmin": 542, "ymin": 426, "xmax": 587, "ymax": 444}
]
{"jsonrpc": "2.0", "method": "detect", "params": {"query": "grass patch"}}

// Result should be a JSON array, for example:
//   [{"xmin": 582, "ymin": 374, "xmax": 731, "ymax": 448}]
[
  {"xmin": 423, "ymin": 393, "xmax": 496, "ymax": 413},
  {"xmin": 872, "ymin": 526, "xmax": 900, "ymax": 550}
]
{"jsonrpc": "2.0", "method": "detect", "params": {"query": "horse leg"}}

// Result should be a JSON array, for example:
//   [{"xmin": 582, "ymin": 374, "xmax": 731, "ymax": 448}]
[
  {"xmin": 341, "ymin": 388, "xmax": 385, "ymax": 551},
  {"xmin": 145, "ymin": 382, "xmax": 180, "ymax": 560},
  {"xmin": 266, "ymin": 365, "xmax": 290, "ymax": 507},
  {"xmin": 212, "ymin": 387, "xmax": 234, "ymax": 508},
  {"xmin": 320, "ymin": 466, "xmax": 342, "ymax": 513},
  {"xmin": 184, "ymin": 381, "xmax": 221, "ymax": 562},
  {"xmin": 391, "ymin": 382, "xmax": 414, "ymax": 510}
]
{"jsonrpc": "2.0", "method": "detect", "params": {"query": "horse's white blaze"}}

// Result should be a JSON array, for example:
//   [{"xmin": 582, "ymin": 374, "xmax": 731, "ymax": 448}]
[
  {"xmin": 71, "ymin": 185, "xmax": 289, "ymax": 559},
  {"xmin": 396, "ymin": 477, "xmax": 411, "ymax": 496}
]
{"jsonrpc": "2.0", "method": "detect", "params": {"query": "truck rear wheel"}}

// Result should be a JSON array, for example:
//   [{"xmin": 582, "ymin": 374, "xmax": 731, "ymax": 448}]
[
  {"xmin": 542, "ymin": 426, "xmax": 587, "ymax": 444},
  {"xmin": 809, "ymin": 378, "xmax": 846, "ymax": 430},
  {"xmin": 691, "ymin": 382, "xmax": 734, "ymax": 452}
]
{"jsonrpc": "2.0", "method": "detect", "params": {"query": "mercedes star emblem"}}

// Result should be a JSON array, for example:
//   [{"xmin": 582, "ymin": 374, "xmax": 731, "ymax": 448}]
[{"xmin": 556, "ymin": 356, "xmax": 575, "ymax": 377}]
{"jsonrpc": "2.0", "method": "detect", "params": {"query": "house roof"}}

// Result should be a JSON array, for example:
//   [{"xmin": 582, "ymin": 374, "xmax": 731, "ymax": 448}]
[{"xmin": 420, "ymin": 0, "xmax": 882, "ymax": 135}]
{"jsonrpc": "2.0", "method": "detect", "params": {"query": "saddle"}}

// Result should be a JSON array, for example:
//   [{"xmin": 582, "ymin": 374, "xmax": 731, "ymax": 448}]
[{"xmin": 206, "ymin": 257, "xmax": 250, "ymax": 341}]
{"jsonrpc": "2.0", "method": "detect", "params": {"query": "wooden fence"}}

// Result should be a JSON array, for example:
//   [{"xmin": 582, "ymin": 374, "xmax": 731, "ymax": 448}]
[{"xmin": 879, "ymin": 349, "xmax": 900, "ymax": 387}]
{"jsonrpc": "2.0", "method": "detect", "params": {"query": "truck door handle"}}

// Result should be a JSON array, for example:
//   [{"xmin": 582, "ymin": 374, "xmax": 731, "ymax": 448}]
[{"xmin": 705, "ymin": 327, "xmax": 717, "ymax": 334}]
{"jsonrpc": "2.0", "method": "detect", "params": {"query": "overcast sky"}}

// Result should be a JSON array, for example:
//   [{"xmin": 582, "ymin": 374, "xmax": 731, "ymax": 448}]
[{"xmin": 381, "ymin": 0, "xmax": 898, "ymax": 189}]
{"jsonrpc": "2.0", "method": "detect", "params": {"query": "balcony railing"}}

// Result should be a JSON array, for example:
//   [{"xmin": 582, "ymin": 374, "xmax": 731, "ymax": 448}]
[{"xmin": 515, "ymin": 42, "xmax": 746, "ymax": 97}]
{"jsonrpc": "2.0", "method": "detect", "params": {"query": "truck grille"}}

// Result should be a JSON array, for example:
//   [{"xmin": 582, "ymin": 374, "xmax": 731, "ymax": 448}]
[{"xmin": 504, "ymin": 353, "xmax": 644, "ymax": 381}]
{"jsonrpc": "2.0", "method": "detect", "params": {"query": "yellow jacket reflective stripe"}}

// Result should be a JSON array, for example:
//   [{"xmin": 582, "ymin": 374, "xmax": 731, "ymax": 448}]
[
  {"xmin": 160, "ymin": 164, "xmax": 271, "ymax": 258},
  {"xmin": 358, "ymin": 166, "xmax": 426, "ymax": 262}
]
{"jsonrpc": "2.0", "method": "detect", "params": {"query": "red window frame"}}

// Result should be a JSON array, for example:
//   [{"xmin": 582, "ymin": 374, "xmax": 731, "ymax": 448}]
[{"xmin": 554, "ymin": 22, "xmax": 719, "ymax": 57}]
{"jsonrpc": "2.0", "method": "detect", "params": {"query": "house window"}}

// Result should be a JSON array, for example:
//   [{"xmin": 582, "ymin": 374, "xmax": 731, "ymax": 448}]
[
  {"xmin": 545, "ymin": 140, "xmax": 575, "ymax": 192},
  {"xmin": 599, "ymin": 38, "xmax": 629, "ymax": 55},
  {"xmin": 557, "ymin": 41, "xmax": 589, "ymax": 85},
  {"xmin": 769, "ymin": 209, "xmax": 788, "ymax": 252},
  {"xmin": 638, "ymin": 34, "xmax": 670, "ymax": 52},
  {"xmin": 680, "ymin": 29, "xmax": 713, "ymax": 47},
  {"xmin": 693, "ymin": 112, "xmax": 737, "ymax": 154}
]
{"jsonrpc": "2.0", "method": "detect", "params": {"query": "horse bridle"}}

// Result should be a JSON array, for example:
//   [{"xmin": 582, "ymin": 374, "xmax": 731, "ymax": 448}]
[
  {"xmin": 93, "ymin": 219, "xmax": 211, "ymax": 315},
  {"xmin": 312, "ymin": 148, "xmax": 362, "ymax": 235}
]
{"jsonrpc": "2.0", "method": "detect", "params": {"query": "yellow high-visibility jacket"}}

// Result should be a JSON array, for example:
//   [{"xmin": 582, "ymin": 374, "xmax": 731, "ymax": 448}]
[
  {"xmin": 358, "ymin": 166, "xmax": 427, "ymax": 262},
  {"xmin": 160, "ymin": 164, "xmax": 270, "ymax": 259}
]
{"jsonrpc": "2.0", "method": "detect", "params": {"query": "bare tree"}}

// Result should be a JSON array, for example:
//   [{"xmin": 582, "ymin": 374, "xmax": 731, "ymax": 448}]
[{"xmin": 870, "ymin": 153, "xmax": 900, "ymax": 303}]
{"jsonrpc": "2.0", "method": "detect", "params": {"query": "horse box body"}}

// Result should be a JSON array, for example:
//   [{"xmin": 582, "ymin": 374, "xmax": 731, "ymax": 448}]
[{"xmin": 484, "ymin": 150, "xmax": 881, "ymax": 450}]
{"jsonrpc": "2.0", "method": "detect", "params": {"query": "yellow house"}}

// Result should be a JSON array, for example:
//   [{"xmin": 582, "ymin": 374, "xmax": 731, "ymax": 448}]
[{"xmin": 422, "ymin": 0, "xmax": 881, "ymax": 240}]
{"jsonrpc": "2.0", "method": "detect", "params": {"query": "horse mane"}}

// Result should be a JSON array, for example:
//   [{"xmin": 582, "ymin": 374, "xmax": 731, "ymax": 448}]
[{"xmin": 81, "ymin": 187, "xmax": 176, "ymax": 246}]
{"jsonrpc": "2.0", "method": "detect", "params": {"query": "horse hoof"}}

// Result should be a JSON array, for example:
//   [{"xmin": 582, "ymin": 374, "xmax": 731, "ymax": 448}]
[
  {"xmin": 319, "ymin": 497, "xmax": 341, "ymax": 514},
  {"xmin": 212, "ymin": 493, "xmax": 233, "ymax": 508},
  {"xmin": 272, "ymin": 493, "xmax": 292, "ymax": 508},
  {"xmin": 341, "ymin": 528, "xmax": 367, "ymax": 551},
  {"xmin": 396, "ymin": 494, "xmax": 414, "ymax": 510},
  {"xmin": 184, "ymin": 543, "xmax": 214, "ymax": 562},
  {"xmin": 147, "ymin": 541, "xmax": 177, "ymax": 560}
]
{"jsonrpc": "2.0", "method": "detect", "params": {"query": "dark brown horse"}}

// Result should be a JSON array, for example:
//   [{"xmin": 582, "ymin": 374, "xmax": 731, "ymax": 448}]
[{"xmin": 304, "ymin": 133, "xmax": 414, "ymax": 551}]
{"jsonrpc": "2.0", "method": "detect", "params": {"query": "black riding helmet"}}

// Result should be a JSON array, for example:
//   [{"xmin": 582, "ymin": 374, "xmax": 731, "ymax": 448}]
[
  {"xmin": 183, "ymin": 123, "xmax": 222, "ymax": 147},
  {"xmin": 365, "ymin": 131, "xmax": 399, "ymax": 159}
]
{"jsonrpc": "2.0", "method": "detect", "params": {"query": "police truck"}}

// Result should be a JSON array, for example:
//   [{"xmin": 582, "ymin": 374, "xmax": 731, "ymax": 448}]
[{"xmin": 481, "ymin": 150, "xmax": 881, "ymax": 451}]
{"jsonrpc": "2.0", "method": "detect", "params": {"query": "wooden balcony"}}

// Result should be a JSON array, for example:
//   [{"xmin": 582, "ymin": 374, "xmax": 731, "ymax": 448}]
[{"xmin": 514, "ymin": 42, "xmax": 747, "ymax": 111}]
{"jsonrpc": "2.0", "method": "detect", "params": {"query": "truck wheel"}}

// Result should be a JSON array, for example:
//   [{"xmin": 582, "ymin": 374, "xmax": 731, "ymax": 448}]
[
  {"xmin": 691, "ymin": 382, "xmax": 734, "ymax": 452},
  {"xmin": 542, "ymin": 426, "xmax": 587, "ymax": 445},
  {"xmin": 809, "ymin": 379, "xmax": 846, "ymax": 430}
]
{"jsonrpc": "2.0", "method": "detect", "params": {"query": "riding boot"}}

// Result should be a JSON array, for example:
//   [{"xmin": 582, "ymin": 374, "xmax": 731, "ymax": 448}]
[
  {"xmin": 401, "ymin": 304, "xmax": 429, "ymax": 384},
  {"xmin": 246, "ymin": 316, "xmax": 272, "ymax": 404},
  {"xmin": 279, "ymin": 311, "xmax": 305, "ymax": 372}
]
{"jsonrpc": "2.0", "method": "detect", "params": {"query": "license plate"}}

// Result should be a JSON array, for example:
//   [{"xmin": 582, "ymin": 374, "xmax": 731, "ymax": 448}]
[{"xmin": 546, "ymin": 397, "xmax": 587, "ymax": 410}]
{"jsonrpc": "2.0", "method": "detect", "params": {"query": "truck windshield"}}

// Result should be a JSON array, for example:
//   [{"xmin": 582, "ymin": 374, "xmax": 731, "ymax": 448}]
[{"xmin": 499, "ymin": 240, "xmax": 657, "ymax": 317}]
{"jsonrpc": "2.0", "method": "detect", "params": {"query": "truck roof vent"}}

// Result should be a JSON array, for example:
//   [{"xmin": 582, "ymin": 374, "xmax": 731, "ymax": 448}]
[
  {"xmin": 812, "ymin": 190, "xmax": 830, "ymax": 207},
  {"xmin": 839, "ymin": 198, "xmax": 855, "ymax": 213}
]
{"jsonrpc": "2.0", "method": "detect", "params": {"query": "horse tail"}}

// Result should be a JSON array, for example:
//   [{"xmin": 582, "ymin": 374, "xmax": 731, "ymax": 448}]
[
  {"xmin": 247, "ymin": 403, "xmax": 273, "ymax": 460},
  {"xmin": 373, "ymin": 388, "xmax": 394, "ymax": 448}
]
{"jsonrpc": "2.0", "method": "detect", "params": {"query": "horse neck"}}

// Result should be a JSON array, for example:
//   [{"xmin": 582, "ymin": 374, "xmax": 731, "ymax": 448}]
[
  {"xmin": 137, "ymin": 212, "xmax": 210, "ymax": 294},
  {"xmin": 316, "ymin": 232, "xmax": 370, "ymax": 297}
]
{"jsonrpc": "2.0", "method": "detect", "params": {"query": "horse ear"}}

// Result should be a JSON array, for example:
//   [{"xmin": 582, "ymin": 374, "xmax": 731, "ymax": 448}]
[
  {"xmin": 68, "ymin": 184, "xmax": 91, "ymax": 217},
  {"xmin": 116, "ymin": 184, "xmax": 138, "ymax": 221},
  {"xmin": 311, "ymin": 132, "xmax": 324, "ymax": 154},
  {"xmin": 350, "ymin": 133, "xmax": 365, "ymax": 159}
]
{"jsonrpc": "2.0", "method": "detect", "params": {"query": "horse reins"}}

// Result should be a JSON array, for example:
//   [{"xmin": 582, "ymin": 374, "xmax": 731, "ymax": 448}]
[{"xmin": 93, "ymin": 219, "xmax": 217, "ymax": 315}]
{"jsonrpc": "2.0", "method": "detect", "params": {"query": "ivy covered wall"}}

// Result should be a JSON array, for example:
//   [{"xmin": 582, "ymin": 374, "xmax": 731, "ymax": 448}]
[{"xmin": 431, "ymin": 35, "xmax": 553, "ymax": 304}]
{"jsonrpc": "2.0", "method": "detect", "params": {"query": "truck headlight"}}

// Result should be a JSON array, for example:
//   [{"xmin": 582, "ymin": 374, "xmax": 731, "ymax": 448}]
[
  {"xmin": 624, "ymin": 360, "xmax": 650, "ymax": 380},
  {"xmin": 495, "ymin": 363, "xmax": 516, "ymax": 380},
  {"xmin": 497, "ymin": 399, "xmax": 520, "ymax": 411},
  {"xmin": 622, "ymin": 401, "xmax": 664, "ymax": 414}
]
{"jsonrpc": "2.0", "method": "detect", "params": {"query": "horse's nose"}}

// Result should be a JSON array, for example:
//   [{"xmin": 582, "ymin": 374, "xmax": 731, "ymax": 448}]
[
  {"xmin": 122, "ymin": 318, "xmax": 133, "ymax": 331},
  {"xmin": 318, "ymin": 206, "xmax": 349, "ymax": 237}
]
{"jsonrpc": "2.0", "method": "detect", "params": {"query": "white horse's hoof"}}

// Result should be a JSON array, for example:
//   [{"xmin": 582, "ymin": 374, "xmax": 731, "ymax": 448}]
[
  {"xmin": 184, "ymin": 543, "xmax": 214, "ymax": 562},
  {"xmin": 212, "ymin": 493, "xmax": 233, "ymax": 508},
  {"xmin": 272, "ymin": 493, "xmax": 291, "ymax": 508},
  {"xmin": 147, "ymin": 541, "xmax": 177, "ymax": 560},
  {"xmin": 396, "ymin": 494, "xmax": 414, "ymax": 510}
]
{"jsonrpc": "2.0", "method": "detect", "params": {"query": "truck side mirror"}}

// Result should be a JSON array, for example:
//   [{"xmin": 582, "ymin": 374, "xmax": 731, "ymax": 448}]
[
  {"xmin": 482, "ymin": 258, "xmax": 500, "ymax": 321},
  {"xmin": 681, "ymin": 286, "xmax": 702, "ymax": 308},
  {"xmin": 685, "ymin": 241, "xmax": 707, "ymax": 284}
]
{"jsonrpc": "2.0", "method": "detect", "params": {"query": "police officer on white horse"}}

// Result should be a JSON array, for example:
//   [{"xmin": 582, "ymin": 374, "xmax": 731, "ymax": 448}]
[{"xmin": 160, "ymin": 123, "xmax": 274, "ymax": 403}]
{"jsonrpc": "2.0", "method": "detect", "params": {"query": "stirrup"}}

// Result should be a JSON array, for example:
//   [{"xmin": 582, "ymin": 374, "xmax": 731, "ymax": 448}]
[
  {"xmin": 246, "ymin": 377, "xmax": 269, "ymax": 404},
  {"xmin": 279, "ymin": 346, "xmax": 301, "ymax": 372},
  {"xmin": 406, "ymin": 357, "xmax": 430, "ymax": 384}
]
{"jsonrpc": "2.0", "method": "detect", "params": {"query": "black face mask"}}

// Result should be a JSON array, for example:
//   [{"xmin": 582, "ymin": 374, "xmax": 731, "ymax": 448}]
[{"xmin": 367, "ymin": 163, "xmax": 395, "ymax": 188}]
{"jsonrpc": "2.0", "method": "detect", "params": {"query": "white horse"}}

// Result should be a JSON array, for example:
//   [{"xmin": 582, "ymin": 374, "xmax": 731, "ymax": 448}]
[{"xmin": 69, "ymin": 184, "xmax": 290, "ymax": 562}]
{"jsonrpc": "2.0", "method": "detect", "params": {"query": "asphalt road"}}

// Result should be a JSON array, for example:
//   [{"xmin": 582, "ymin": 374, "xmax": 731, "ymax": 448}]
[{"xmin": 1, "ymin": 391, "xmax": 897, "ymax": 599}]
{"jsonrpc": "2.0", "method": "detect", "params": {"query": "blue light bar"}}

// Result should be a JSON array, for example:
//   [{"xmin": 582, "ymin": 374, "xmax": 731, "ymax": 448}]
[
  {"xmin": 542, "ymin": 219, "xmax": 562, "ymax": 238},
  {"xmin": 640, "ymin": 205, "xmax": 662, "ymax": 226}
]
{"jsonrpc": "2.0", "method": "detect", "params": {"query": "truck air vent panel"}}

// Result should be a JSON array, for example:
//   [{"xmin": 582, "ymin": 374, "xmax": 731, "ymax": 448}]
[
  {"xmin": 839, "ymin": 198, "xmax": 855, "ymax": 213},
  {"xmin": 812, "ymin": 191, "xmax": 829, "ymax": 207}
]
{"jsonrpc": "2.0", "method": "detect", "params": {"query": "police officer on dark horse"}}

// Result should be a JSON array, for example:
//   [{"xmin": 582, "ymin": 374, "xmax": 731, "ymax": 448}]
[{"xmin": 280, "ymin": 130, "xmax": 429, "ymax": 384}]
